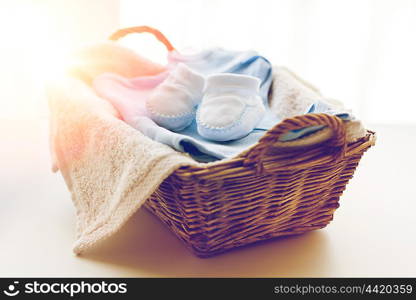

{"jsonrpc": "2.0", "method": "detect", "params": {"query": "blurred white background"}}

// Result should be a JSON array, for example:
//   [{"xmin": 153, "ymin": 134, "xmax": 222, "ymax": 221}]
[
  {"xmin": 0, "ymin": 0, "xmax": 119, "ymax": 120},
  {"xmin": 0, "ymin": 0, "xmax": 415, "ymax": 124},
  {"xmin": 120, "ymin": 0, "xmax": 416, "ymax": 125}
]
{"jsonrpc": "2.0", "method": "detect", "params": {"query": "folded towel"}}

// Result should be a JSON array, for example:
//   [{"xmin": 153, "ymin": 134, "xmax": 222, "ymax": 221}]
[
  {"xmin": 270, "ymin": 66, "xmax": 367, "ymax": 143},
  {"xmin": 49, "ymin": 61, "xmax": 366, "ymax": 254}
]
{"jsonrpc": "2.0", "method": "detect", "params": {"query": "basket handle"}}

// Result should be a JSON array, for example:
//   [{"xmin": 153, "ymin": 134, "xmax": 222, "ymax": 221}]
[
  {"xmin": 109, "ymin": 25, "xmax": 175, "ymax": 52},
  {"xmin": 243, "ymin": 113, "xmax": 347, "ymax": 174}
]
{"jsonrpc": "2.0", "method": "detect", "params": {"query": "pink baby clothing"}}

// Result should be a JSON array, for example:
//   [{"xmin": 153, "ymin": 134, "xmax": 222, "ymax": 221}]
[
  {"xmin": 69, "ymin": 41, "xmax": 167, "ymax": 84},
  {"xmin": 93, "ymin": 71, "xmax": 169, "ymax": 125}
]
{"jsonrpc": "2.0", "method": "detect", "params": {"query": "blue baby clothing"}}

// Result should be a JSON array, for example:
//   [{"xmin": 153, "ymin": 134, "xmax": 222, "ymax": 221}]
[
  {"xmin": 94, "ymin": 47, "xmax": 353, "ymax": 162},
  {"xmin": 133, "ymin": 101, "xmax": 352, "ymax": 163},
  {"xmin": 168, "ymin": 48, "xmax": 272, "ymax": 102},
  {"xmin": 168, "ymin": 48, "xmax": 277, "ymax": 130}
]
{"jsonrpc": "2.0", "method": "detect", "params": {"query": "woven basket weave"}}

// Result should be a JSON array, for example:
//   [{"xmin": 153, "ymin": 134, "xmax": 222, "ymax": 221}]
[{"xmin": 111, "ymin": 27, "xmax": 376, "ymax": 257}]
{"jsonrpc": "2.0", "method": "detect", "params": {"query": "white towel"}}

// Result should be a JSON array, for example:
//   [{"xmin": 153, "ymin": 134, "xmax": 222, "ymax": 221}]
[{"xmin": 48, "ymin": 77, "xmax": 203, "ymax": 254}]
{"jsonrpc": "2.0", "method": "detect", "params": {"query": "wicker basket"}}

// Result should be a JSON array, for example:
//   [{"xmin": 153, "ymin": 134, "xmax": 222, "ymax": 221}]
[{"xmin": 111, "ymin": 27, "xmax": 376, "ymax": 257}]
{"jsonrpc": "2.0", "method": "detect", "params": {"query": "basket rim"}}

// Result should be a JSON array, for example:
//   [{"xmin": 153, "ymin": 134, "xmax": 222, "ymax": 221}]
[{"xmin": 174, "ymin": 129, "xmax": 375, "ymax": 179}]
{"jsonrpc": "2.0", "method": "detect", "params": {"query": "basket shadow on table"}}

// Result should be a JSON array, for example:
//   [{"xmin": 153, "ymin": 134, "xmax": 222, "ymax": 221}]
[{"xmin": 82, "ymin": 208, "xmax": 331, "ymax": 277}]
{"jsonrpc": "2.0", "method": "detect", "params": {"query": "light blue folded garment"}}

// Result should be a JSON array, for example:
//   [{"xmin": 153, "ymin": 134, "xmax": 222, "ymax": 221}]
[
  {"xmin": 133, "ymin": 100, "xmax": 353, "ymax": 162},
  {"xmin": 279, "ymin": 100, "xmax": 354, "ymax": 142},
  {"xmin": 134, "ymin": 117, "xmax": 269, "ymax": 162},
  {"xmin": 169, "ymin": 48, "xmax": 277, "ymax": 126},
  {"xmin": 168, "ymin": 48, "xmax": 273, "ymax": 105},
  {"xmin": 96, "ymin": 47, "xmax": 354, "ymax": 162},
  {"xmin": 169, "ymin": 49, "xmax": 353, "ymax": 159}
]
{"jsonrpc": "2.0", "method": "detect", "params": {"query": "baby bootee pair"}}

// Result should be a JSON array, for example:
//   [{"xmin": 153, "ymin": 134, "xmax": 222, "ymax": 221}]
[{"xmin": 147, "ymin": 63, "xmax": 266, "ymax": 141}]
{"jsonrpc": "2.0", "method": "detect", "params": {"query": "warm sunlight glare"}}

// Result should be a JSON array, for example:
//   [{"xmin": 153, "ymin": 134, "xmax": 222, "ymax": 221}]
[{"xmin": 3, "ymin": 1, "xmax": 73, "ymax": 84}]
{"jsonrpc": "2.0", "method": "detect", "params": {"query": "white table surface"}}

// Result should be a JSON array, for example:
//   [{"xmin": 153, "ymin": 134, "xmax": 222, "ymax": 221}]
[{"xmin": 1, "ymin": 120, "xmax": 415, "ymax": 277}]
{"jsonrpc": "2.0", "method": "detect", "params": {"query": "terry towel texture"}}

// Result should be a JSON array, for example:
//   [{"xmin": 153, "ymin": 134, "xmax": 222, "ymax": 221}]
[
  {"xmin": 49, "ymin": 46, "xmax": 366, "ymax": 254},
  {"xmin": 48, "ymin": 78, "xmax": 202, "ymax": 255}
]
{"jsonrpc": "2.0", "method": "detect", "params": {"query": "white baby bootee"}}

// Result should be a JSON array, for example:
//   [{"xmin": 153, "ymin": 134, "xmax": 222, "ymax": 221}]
[
  {"xmin": 196, "ymin": 73, "xmax": 266, "ymax": 141},
  {"xmin": 146, "ymin": 63, "xmax": 205, "ymax": 131}
]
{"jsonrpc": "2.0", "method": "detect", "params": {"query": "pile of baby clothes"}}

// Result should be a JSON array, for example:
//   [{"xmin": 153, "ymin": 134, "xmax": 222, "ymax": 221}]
[
  {"xmin": 89, "ymin": 44, "xmax": 365, "ymax": 162},
  {"xmin": 49, "ymin": 37, "xmax": 366, "ymax": 254}
]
